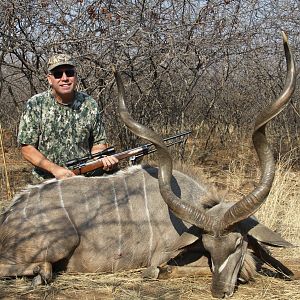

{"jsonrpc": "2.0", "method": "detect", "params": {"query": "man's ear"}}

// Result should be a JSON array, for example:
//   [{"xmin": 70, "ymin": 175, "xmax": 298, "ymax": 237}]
[{"xmin": 47, "ymin": 74, "xmax": 52, "ymax": 86}]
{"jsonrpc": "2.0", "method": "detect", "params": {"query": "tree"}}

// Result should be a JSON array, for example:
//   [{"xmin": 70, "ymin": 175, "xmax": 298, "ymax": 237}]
[{"xmin": 0, "ymin": 0, "xmax": 299, "ymax": 154}]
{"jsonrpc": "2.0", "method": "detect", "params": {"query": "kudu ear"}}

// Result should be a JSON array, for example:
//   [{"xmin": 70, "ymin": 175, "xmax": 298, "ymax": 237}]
[{"xmin": 239, "ymin": 217, "xmax": 295, "ymax": 248}]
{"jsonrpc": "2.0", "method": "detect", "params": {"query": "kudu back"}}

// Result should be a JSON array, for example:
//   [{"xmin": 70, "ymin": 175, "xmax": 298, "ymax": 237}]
[{"xmin": 0, "ymin": 33, "xmax": 295, "ymax": 298}]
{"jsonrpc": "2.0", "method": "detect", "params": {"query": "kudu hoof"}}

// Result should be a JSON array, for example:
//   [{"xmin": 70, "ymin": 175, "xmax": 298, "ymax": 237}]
[
  {"xmin": 142, "ymin": 266, "xmax": 160, "ymax": 279},
  {"xmin": 157, "ymin": 265, "xmax": 175, "ymax": 279},
  {"xmin": 31, "ymin": 262, "xmax": 53, "ymax": 286},
  {"xmin": 31, "ymin": 274, "xmax": 43, "ymax": 287}
]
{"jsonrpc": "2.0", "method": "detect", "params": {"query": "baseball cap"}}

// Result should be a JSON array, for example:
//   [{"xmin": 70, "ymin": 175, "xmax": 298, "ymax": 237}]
[{"xmin": 47, "ymin": 53, "xmax": 76, "ymax": 71}]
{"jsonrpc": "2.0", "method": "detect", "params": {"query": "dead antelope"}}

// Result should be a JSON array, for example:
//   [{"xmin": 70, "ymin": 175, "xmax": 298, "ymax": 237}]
[
  {"xmin": 115, "ymin": 31, "xmax": 296, "ymax": 298},
  {"xmin": 0, "ymin": 33, "xmax": 295, "ymax": 298}
]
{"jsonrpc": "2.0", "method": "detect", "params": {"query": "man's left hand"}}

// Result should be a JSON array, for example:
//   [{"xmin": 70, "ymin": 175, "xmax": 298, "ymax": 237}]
[{"xmin": 101, "ymin": 155, "xmax": 119, "ymax": 171}]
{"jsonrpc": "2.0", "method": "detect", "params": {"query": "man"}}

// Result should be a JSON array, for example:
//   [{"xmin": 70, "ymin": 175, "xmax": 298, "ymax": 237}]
[{"xmin": 18, "ymin": 53, "xmax": 118, "ymax": 181}]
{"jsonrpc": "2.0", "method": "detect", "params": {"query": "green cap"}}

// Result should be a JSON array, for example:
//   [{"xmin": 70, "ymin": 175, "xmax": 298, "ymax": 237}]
[{"xmin": 48, "ymin": 54, "xmax": 76, "ymax": 71}]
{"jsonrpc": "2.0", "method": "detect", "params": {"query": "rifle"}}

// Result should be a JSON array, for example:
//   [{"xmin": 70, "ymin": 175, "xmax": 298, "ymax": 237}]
[{"xmin": 67, "ymin": 130, "xmax": 191, "ymax": 175}]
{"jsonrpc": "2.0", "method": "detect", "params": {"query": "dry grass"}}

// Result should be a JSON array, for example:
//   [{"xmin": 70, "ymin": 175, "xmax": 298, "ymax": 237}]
[
  {"xmin": 256, "ymin": 150, "xmax": 300, "ymax": 262},
  {"xmin": 0, "ymin": 144, "xmax": 300, "ymax": 299},
  {"xmin": 1, "ymin": 268, "xmax": 300, "ymax": 299}
]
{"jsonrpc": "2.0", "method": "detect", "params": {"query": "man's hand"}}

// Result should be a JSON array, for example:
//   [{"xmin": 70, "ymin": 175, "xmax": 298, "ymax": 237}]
[
  {"xmin": 92, "ymin": 143, "xmax": 119, "ymax": 172},
  {"xmin": 50, "ymin": 165, "xmax": 76, "ymax": 180},
  {"xmin": 101, "ymin": 155, "xmax": 119, "ymax": 171},
  {"xmin": 21, "ymin": 144, "xmax": 75, "ymax": 180}
]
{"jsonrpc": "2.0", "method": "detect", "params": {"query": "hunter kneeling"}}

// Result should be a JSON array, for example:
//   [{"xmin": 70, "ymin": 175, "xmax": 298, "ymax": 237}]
[{"xmin": 18, "ymin": 54, "xmax": 118, "ymax": 181}]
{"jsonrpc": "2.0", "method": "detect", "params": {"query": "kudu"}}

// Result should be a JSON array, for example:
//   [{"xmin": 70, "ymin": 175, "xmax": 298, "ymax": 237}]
[
  {"xmin": 0, "ymin": 33, "xmax": 295, "ymax": 298},
  {"xmin": 115, "ymin": 31, "xmax": 296, "ymax": 298}
]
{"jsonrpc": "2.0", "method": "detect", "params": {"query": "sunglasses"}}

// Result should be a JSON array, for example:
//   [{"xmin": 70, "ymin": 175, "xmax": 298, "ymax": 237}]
[{"xmin": 51, "ymin": 69, "xmax": 76, "ymax": 79}]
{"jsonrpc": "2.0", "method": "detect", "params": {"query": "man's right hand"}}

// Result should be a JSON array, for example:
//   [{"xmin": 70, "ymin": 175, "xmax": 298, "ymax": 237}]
[
  {"xmin": 50, "ymin": 165, "xmax": 76, "ymax": 180},
  {"xmin": 21, "ymin": 144, "xmax": 75, "ymax": 180}
]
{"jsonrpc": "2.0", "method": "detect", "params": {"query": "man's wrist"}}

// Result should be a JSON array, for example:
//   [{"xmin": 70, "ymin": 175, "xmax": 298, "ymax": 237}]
[{"xmin": 38, "ymin": 158, "xmax": 58, "ymax": 175}]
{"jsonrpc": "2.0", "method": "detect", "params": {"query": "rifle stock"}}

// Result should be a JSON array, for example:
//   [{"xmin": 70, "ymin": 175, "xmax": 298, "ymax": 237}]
[
  {"xmin": 71, "ymin": 131, "xmax": 191, "ymax": 175},
  {"xmin": 72, "ymin": 146, "xmax": 148, "ymax": 175}
]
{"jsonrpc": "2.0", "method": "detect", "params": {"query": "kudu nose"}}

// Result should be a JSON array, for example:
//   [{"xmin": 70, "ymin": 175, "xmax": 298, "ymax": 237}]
[{"xmin": 211, "ymin": 285, "xmax": 234, "ymax": 299}]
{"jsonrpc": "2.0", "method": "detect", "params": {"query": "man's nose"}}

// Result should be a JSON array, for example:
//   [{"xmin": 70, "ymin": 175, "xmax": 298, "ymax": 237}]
[{"xmin": 61, "ymin": 72, "xmax": 68, "ymax": 80}]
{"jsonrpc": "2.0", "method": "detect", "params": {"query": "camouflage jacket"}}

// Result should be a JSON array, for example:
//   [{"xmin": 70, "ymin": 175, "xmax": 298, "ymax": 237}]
[{"xmin": 18, "ymin": 90, "xmax": 107, "ymax": 179}]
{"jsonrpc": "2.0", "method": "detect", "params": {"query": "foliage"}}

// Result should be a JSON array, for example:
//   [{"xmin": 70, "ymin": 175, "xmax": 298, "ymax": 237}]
[{"xmin": 0, "ymin": 0, "xmax": 299, "ymax": 152}]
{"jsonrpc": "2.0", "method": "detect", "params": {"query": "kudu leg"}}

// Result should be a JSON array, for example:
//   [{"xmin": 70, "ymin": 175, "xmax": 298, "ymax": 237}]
[
  {"xmin": 143, "ymin": 242, "xmax": 211, "ymax": 280},
  {"xmin": 143, "ymin": 256, "xmax": 211, "ymax": 280},
  {"xmin": 158, "ymin": 265, "xmax": 212, "ymax": 279},
  {"xmin": 32, "ymin": 262, "xmax": 52, "ymax": 286},
  {"xmin": 0, "ymin": 261, "xmax": 52, "ymax": 285},
  {"xmin": 159, "ymin": 252, "xmax": 211, "ymax": 279}
]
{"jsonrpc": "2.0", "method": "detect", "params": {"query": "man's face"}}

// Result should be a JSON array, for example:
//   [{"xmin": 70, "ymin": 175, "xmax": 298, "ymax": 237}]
[{"xmin": 47, "ymin": 65, "xmax": 77, "ymax": 96}]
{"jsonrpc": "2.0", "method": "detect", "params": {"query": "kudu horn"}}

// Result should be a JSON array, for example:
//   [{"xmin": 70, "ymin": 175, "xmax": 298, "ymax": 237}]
[{"xmin": 113, "ymin": 31, "xmax": 296, "ymax": 235}]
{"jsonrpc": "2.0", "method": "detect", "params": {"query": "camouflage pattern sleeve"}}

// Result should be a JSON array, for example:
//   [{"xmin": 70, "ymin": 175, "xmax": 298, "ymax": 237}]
[{"xmin": 17, "ymin": 96, "xmax": 41, "ymax": 147}]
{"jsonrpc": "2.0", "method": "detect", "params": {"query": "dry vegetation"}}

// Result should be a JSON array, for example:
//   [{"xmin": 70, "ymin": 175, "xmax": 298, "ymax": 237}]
[
  {"xmin": 1, "ymin": 270, "xmax": 300, "ymax": 300},
  {"xmin": 0, "ymin": 137, "xmax": 299, "ymax": 300}
]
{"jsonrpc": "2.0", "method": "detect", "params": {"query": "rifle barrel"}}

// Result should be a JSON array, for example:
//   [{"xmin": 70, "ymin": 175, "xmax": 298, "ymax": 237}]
[
  {"xmin": 66, "ymin": 146, "xmax": 115, "ymax": 168},
  {"xmin": 143, "ymin": 130, "xmax": 191, "ymax": 148},
  {"xmin": 71, "ymin": 130, "xmax": 191, "ymax": 175},
  {"xmin": 131, "ymin": 137, "xmax": 188, "ymax": 159}
]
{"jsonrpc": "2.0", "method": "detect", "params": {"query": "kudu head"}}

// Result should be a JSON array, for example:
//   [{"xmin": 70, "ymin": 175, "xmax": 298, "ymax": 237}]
[{"xmin": 114, "ymin": 32, "xmax": 296, "ymax": 298}]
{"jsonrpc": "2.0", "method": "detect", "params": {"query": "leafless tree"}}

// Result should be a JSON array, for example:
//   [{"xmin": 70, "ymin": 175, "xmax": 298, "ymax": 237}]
[{"xmin": 0, "ymin": 0, "xmax": 299, "ymax": 156}]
